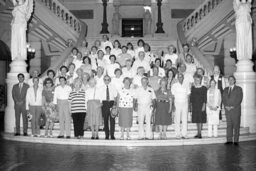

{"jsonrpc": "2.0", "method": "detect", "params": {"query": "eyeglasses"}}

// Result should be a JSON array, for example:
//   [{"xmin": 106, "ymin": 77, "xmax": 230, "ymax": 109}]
[{"xmin": 104, "ymin": 79, "xmax": 110, "ymax": 81}]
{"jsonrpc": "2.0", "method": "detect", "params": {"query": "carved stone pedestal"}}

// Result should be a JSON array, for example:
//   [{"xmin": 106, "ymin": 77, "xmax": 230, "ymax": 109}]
[{"xmin": 234, "ymin": 59, "xmax": 256, "ymax": 133}]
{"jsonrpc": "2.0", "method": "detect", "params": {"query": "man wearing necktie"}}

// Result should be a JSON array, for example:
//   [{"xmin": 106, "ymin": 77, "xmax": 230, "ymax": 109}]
[
  {"xmin": 222, "ymin": 76, "xmax": 243, "ymax": 146},
  {"xmin": 101, "ymin": 75, "xmax": 118, "ymax": 140},
  {"xmin": 12, "ymin": 73, "xmax": 29, "ymax": 136}
]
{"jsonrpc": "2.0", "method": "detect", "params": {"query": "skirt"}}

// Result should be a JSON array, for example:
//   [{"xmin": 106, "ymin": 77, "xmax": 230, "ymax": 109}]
[
  {"xmin": 87, "ymin": 100, "xmax": 102, "ymax": 127},
  {"xmin": 118, "ymin": 107, "xmax": 133, "ymax": 128},
  {"xmin": 44, "ymin": 102, "xmax": 57, "ymax": 122},
  {"xmin": 155, "ymin": 101, "xmax": 172, "ymax": 125}
]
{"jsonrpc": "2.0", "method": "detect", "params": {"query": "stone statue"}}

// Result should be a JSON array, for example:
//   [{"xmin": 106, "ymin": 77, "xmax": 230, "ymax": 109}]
[
  {"xmin": 11, "ymin": 0, "xmax": 34, "ymax": 61},
  {"xmin": 143, "ymin": 9, "xmax": 152, "ymax": 36},
  {"xmin": 233, "ymin": 0, "xmax": 253, "ymax": 60},
  {"xmin": 112, "ymin": 6, "xmax": 121, "ymax": 36}
]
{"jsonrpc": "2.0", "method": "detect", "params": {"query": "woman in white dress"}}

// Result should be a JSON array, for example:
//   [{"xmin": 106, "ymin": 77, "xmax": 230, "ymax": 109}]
[
  {"xmin": 106, "ymin": 55, "xmax": 120, "ymax": 78},
  {"xmin": 111, "ymin": 68, "xmax": 124, "ymax": 92},
  {"xmin": 111, "ymin": 40, "xmax": 122, "ymax": 57},
  {"xmin": 134, "ymin": 39, "xmax": 145, "ymax": 60},
  {"xmin": 206, "ymin": 79, "xmax": 222, "ymax": 137},
  {"xmin": 127, "ymin": 42, "xmax": 135, "ymax": 59},
  {"xmin": 163, "ymin": 45, "xmax": 178, "ymax": 67}
]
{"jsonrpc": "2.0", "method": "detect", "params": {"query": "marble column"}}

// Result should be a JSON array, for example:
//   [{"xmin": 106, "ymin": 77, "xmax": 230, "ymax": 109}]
[
  {"xmin": 5, "ymin": 0, "xmax": 33, "ymax": 133},
  {"xmin": 100, "ymin": 0, "xmax": 109, "ymax": 34},
  {"xmin": 112, "ymin": 5, "xmax": 121, "ymax": 36},
  {"xmin": 155, "ymin": 0, "xmax": 165, "ymax": 33},
  {"xmin": 233, "ymin": 0, "xmax": 256, "ymax": 133}
]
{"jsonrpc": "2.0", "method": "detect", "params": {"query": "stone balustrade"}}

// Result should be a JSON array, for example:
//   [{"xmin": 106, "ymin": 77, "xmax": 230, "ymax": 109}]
[
  {"xmin": 183, "ymin": 0, "xmax": 224, "ymax": 33},
  {"xmin": 39, "ymin": 0, "xmax": 81, "ymax": 33}
]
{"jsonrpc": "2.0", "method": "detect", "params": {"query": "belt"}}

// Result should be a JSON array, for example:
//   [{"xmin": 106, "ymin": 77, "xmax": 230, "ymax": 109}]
[{"xmin": 157, "ymin": 99, "xmax": 169, "ymax": 103}]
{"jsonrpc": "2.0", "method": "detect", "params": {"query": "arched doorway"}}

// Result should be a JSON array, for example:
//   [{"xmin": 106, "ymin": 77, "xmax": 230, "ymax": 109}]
[{"xmin": 0, "ymin": 40, "xmax": 11, "ymax": 117}]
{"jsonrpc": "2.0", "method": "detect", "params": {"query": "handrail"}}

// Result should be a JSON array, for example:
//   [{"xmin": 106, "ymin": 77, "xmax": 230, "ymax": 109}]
[
  {"xmin": 182, "ymin": 0, "xmax": 224, "ymax": 35},
  {"xmin": 38, "ymin": 0, "xmax": 81, "ymax": 34},
  {"xmin": 0, "ymin": 0, "xmax": 12, "ymax": 12},
  {"xmin": 41, "ymin": 21, "xmax": 87, "ymax": 77},
  {"xmin": 177, "ymin": 19, "xmax": 213, "ymax": 75}
]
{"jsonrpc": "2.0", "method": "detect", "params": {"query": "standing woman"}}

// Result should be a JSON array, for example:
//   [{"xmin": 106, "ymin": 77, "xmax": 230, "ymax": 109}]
[
  {"xmin": 26, "ymin": 77, "xmax": 43, "ymax": 137},
  {"xmin": 86, "ymin": 78, "xmax": 102, "ymax": 139},
  {"xmin": 155, "ymin": 78, "xmax": 172, "ymax": 139},
  {"xmin": 127, "ymin": 42, "xmax": 135, "ymax": 59},
  {"xmin": 190, "ymin": 74, "xmax": 207, "ymax": 138},
  {"xmin": 53, "ymin": 77, "xmax": 72, "ymax": 138},
  {"xmin": 206, "ymin": 79, "xmax": 222, "ymax": 137},
  {"xmin": 68, "ymin": 78, "xmax": 86, "ymax": 139},
  {"xmin": 117, "ymin": 77, "xmax": 135, "ymax": 140},
  {"xmin": 42, "ymin": 78, "xmax": 56, "ymax": 137},
  {"xmin": 166, "ymin": 69, "xmax": 177, "ymax": 90}
]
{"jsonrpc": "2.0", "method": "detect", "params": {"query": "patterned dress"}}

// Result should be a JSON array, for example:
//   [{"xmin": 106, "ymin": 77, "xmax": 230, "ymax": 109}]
[{"xmin": 118, "ymin": 88, "xmax": 134, "ymax": 128}]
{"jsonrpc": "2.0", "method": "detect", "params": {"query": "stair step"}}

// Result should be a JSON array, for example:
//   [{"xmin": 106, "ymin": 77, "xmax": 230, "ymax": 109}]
[
  {"xmin": 24, "ymin": 127, "xmax": 249, "ymax": 139},
  {"xmin": 28, "ymin": 121, "xmax": 228, "ymax": 131}
]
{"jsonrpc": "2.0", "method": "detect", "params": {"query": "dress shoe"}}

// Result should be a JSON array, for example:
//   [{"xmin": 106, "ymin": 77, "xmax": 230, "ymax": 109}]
[
  {"xmin": 194, "ymin": 135, "xmax": 199, "ymax": 138},
  {"xmin": 14, "ymin": 133, "xmax": 20, "ymax": 136},
  {"xmin": 105, "ymin": 137, "xmax": 109, "ymax": 140},
  {"xmin": 66, "ymin": 136, "xmax": 71, "ymax": 139},
  {"xmin": 95, "ymin": 136, "xmax": 99, "ymax": 140},
  {"xmin": 57, "ymin": 135, "xmax": 64, "ymax": 138},
  {"xmin": 233, "ymin": 142, "xmax": 239, "ymax": 146},
  {"xmin": 225, "ymin": 141, "xmax": 233, "ymax": 145},
  {"xmin": 111, "ymin": 136, "xmax": 115, "ymax": 140},
  {"xmin": 23, "ymin": 133, "xmax": 28, "ymax": 136},
  {"xmin": 198, "ymin": 135, "xmax": 202, "ymax": 139},
  {"xmin": 91, "ymin": 136, "xmax": 95, "ymax": 140}
]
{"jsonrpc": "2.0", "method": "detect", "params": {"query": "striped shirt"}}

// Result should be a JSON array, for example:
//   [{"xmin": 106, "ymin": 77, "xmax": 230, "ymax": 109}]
[{"xmin": 68, "ymin": 89, "xmax": 86, "ymax": 113}]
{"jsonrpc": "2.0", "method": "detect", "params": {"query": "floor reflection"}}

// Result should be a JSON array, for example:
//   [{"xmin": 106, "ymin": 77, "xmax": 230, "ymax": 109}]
[{"xmin": 0, "ymin": 139, "xmax": 256, "ymax": 171}]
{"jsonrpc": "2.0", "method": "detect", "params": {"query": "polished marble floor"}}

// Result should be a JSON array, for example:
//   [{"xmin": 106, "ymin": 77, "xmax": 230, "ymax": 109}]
[
  {"xmin": 0, "ymin": 137, "xmax": 256, "ymax": 171},
  {"xmin": 1, "ymin": 113, "xmax": 256, "ymax": 171}
]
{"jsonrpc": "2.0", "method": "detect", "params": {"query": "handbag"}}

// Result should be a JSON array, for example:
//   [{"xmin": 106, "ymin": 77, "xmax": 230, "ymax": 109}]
[{"xmin": 110, "ymin": 105, "xmax": 119, "ymax": 118}]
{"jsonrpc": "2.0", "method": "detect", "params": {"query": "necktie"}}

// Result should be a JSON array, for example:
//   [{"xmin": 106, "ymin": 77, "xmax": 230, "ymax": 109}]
[
  {"xmin": 106, "ymin": 85, "xmax": 110, "ymax": 101},
  {"xmin": 228, "ymin": 87, "xmax": 232, "ymax": 98},
  {"xmin": 19, "ymin": 83, "xmax": 22, "ymax": 94}
]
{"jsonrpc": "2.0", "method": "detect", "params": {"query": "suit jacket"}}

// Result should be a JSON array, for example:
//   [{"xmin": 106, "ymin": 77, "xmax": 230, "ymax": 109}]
[
  {"xmin": 222, "ymin": 85, "xmax": 243, "ymax": 115},
  {"xmin": 12, "ymin": 83, "xmax": 29, "ymax": 106}
]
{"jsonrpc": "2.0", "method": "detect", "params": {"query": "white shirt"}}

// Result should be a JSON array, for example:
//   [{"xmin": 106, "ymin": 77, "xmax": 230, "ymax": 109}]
[
  {"xmin": 26, "ymin": 87, "xmax": 43, "ymax": 109},
  {"xmin": 111, "ymin": 48, "xmax": 122, "ymax": 58},
  {"xmin": 27, "ymin": 78, "xmax": 43, "ymax": 88},
  {"xmin": 106, "ymin": 63, "xmax": 120, "ymax": 78},
  {"xmin": 101, "ymin": 41, "xmax": 113, "ymax": 51},
  {"xmin": 85, "ymin": 87, "xmax": 101, "ymax": 101},
  {"xmin": 99, "ymin": 84, "xmax": 118, "ymax": 101},
  {"xmin": 132, "ymin": 59, "xmax": 150, "ymax": 73},
  {"xmin": 53, "ymin": 85, "xmax": 72, "ymax": 104},
  {"xmin": 122, "ymin": 67, "xmax": 135, "ymax": 79},
  {"xmin": 132, "ymin": 75, "xmax": 143, "ymax": 88},
  {"xmin": 171, "ymin": 82, "xmax": 191, "ymax": 103},
  {"xmin": 144, "ymin": 52, "xmax": 154, "ymax": 64},
  {"xmin": 149, "ymin": 67, "xmax": 166, "ymax": 77},
  {"xmin": 185, "ymin": 63, "xmax": 197, "ymax": 75},
  {"xmin": 72, "ymin": 59, "xmax": 83, "ymax": 72},
  {"xmin": 95, "ymin": 75, "xmax": 105, "ymax": 88},
  {"xmin": 134, "ymin": 86, "xmax": 156, "ymax": 105},
  {"xmin": 164, "ymin": 53, "xmax": 178, "ymax": 66},
  {"xmin": 127, "ymin": 49, "xmax": 135, "ymax": 58},
  {"xmin": 103, "ymin": 54, "xmax": 111, "ymax": 64},
  {"xmin": 134, "ymin": 47, "xmax": 144, "ymax": 59},
  {"xmin": 111, "ymin": 76, "xmax": 124, "ymax": 92}
]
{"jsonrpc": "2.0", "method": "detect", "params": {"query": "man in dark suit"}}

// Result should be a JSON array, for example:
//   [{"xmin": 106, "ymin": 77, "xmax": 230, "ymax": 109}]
[
  {"xmin": 12, "ymin": 73, "xmax": 29, "ymax": 136},
  {"xmin": 222, "ymin": 76, "xmax": 243, "ymax": 146}
]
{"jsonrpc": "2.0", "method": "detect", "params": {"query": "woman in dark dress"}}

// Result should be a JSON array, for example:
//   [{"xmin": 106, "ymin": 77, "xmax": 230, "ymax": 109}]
[
  {"xmin": 190, "ymin": 74, "xmax": 207, "ymax": 138},
  {"xmin": 155, "ymin": 78, "xmax": 172, "ymax": 139}
]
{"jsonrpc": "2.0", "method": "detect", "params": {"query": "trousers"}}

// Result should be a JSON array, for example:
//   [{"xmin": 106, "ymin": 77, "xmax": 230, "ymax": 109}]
[
  {"xmin": 29, "ymin": 105, "xmax": 42, "ymax": 135},
  {"xmin": 14, "ymin": 103, "xmax": 27, "ymax": 134},
  {"xmin": 174, "ymin": 102, "xmax": 188, "ymax": 137},
  {"xmin": 138, "ymin": 104, "xmax": 152, "ymax": 139},
  {"xmin": 57, "ymin": 100, "xmax": 71, "ymax": 136}
]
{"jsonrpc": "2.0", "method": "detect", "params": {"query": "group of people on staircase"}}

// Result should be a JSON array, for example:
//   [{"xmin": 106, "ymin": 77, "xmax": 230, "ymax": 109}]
[{"xmin": 12, "ymin": 35, "xmax": 243, "ymax": 145}]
